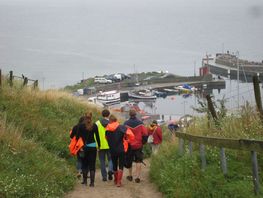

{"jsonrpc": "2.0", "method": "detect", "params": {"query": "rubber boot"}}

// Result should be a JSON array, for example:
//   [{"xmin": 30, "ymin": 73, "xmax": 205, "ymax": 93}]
[
  {"xmin": 114, "ymin": 171, "xmax": 118, "ymax": 185},
  {"xmin": 81, "ymin": 171, "xmax": 87, "ymax": 185},
  {"xmin": 116, "ymin": 170, "xmax": 123, "ymax": 187},
  {"xmin": 89, "ymin": 170, "xmax": 95, "ymax": 187}
]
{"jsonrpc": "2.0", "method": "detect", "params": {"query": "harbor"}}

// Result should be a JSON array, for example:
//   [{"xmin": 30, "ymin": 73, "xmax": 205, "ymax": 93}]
[{"xmin": 78, "ymin": 74, "xmax": 226, "ymax": 123}]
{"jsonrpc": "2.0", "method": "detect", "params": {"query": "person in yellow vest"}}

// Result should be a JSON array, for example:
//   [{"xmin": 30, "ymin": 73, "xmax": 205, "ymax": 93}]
[{"xmin": 95, "ymin": 109, "xmax": 113, "ymax": 181}]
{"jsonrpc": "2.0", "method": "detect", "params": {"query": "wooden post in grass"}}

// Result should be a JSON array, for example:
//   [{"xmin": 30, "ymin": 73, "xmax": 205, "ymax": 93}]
[
  {"xmin": 251, "ymin": 151, "xmax": 260, "ymax": 195},
  {"xmin": 179, "ymin": 138, "xmax": 184, "ymax": 155},
  {"xmin": 206, "ymin": 94, "xmax": 218, "ymax": 121},
  {"xmin": 200, "ymin": 144, "xmax": 206, "ymax": 171},
  {"xmin": 220, "ymin": 147, "xmax": 227, "ymax": 175},
  {"xmin": 9, "ymin": 70, "xmax": 13, "ymax": 87},
  {"xmin": 253, "ymin": 76, "xmax": 263, "ymax": 122},
  {"xmin": 34, "ymin": 80, "xmax": 38, "ymax": 89},
  {"xmin": 189, "ymin": 141, "xmax": 193, "ymax": 156},
  {"xmin": 23, "ymin": 77, "xmax": 28, "ymax": 87},
  {"xmin": 0, "ymin": 69, "xmax": 2, "ymax": 87}
]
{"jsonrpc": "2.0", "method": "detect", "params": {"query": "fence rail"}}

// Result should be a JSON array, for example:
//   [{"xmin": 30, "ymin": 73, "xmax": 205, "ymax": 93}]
[
  {"xmin": 0, "ymin": 69, "xmax": 38, "ymax": 89},
  {"xmin": 176, "ymin": 132, "xmax": 263, "ymax": 153},
  {"xmin": 175, "ymin": 131, "xmax": 262, "ymax": 195}
]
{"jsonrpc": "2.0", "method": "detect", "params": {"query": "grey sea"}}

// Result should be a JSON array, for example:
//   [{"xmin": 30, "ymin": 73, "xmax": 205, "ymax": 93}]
[{"xmin": 0, "ymin": 0, "xmax": 263, "ymax": 118}]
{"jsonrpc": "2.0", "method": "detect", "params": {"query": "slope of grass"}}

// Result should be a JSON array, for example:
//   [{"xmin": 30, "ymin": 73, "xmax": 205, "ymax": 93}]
[
  {"xmin": 0, "ymin": 116, "xmax": 75, "ymax": 197},
  {"xmin": 150, "ymin": 106, "xmax": 263, "ymax": 197},
  {"xmin": 0, "ymin": 83, "xmax": 100, "ymax": 159},
  {"xmin": 0, "ymin": 80, "xmax": 101, "ymax": 197}
]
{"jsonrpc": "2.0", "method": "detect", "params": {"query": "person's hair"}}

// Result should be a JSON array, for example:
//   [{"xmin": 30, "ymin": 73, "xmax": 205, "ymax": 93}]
[
  {"xmin": 78, "ymin": 116, "xmax": 86, "ymax": 124},
  {"xmin": 102, "ymin": 109, "xmax": 110, "ymax": 118},
  {"xmin": 84, "ymin": 111, "xmax": 93, "ymax": 130},
  {"xmin": 129, "ymin": 109, "xmax": 137, "ymax": 118},
  {"xmin": 109, "ymin": 114, "xmax": 117, "ymax": 123},
  {"xmin": 152, "ymin": 120, "xmax": 157, "ymax": 125}
]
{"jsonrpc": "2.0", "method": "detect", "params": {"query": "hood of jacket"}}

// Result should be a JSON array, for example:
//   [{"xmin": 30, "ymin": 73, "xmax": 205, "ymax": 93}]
[
  {"xmin": 106, "ymin": 122, "xmax": 120, "ymax": 132},
  {"xmin": 100, "ymin": 118, "xmax": 109, "ymax": 128}
]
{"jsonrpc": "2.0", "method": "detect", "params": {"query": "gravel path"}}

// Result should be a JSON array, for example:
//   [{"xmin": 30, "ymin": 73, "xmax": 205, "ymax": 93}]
[{"xmin": 65, "ymin": 160, "xmax": 162, "ymax": 198}]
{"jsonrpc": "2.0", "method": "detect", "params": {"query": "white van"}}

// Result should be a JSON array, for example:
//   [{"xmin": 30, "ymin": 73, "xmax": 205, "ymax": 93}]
[{"xmin": 94, "ymin": 77, "xmax": 112, "ymax": 84}]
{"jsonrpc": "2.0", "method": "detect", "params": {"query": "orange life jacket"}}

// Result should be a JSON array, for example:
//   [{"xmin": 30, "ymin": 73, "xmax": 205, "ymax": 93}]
[{"xmin": 69, "ymin": 136, "xmax": 84, "ymax": 155}]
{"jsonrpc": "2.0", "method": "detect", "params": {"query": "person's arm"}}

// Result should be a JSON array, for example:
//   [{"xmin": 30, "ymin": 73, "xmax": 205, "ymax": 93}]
[
  {"xmin": 70, "ymin": 125, "xmax": 77, "ymax": 139},
  {"xmin": 156, "ymin": 127, "xmax": 162, "ymax": 142},
  {"xmin": 141, "ymin": 125, "xmax": 148, "ymax": 144},
  {"xmin": 94, "ymin": 124, "xmax": 101, "ymax": 148}
]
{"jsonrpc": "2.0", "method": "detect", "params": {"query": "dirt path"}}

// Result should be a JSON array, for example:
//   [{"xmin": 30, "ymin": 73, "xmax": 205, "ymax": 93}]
[{"xmin": 65, "ymin": 160, "xmax": 162, "ymax": 198}]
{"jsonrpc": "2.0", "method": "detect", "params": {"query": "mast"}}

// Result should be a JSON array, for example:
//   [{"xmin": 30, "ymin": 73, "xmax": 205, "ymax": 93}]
[{"xmin": 236, "ymin": 51, "xmax": 240, "ymax": 109}]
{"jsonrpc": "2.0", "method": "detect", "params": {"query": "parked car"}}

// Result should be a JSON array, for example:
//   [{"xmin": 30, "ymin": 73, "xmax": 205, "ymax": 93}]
[{"xmin": 94, "ymin": 77, "xmax": 112, "ymax": 84}]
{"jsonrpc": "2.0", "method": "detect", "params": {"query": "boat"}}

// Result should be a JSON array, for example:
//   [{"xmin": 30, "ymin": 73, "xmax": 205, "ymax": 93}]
[
  {"xmin": 87, "ymin": 97, "xmax": 104, "ymax": 108},
  {"xmin": 174, "ymin": 84, "xmax": 196, "ymax": 93},
  {"xmin": 96, "ymin": 90, "xmax": 120, "ymax": 105},
  {"xmin": 128, "ymin": 91, "xmax": 157, "ymax": 100},
  {"xmin": 152, "ymin": 90, "xmax": 167, "ymax": 98},
  {"xmin": 163, "ymin": 88, "xmax": 179, "ymax": 94}
]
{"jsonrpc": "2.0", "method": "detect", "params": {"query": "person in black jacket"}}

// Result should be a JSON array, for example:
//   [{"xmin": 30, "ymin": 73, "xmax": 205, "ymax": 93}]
[
  {"xmin": 106, "ymin": 115, "xmax": 135, "ymax": 187},
  {"xmin": 70, "ymin": 116, "xmax": 86, "ymax": 178},
  {"xmin": 77, "ymin": 112, "xmax": 100, "ymax": 187}
]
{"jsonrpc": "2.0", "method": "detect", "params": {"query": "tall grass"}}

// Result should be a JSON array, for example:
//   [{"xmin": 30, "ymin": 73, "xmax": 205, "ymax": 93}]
[
  {"xmin": 0, "ymin": 114, "xmax": 75, "ymax": 197},
  {"xmin": 150, "ymin": 104, "xmax": 263, "ymax": 197},
  {"xmin": 0, "ymin": 78, "xmax": 101, "ymax": 197},
  {"xmin": 0, "ymin": 84, "xmax": 100, "ymax": 159}
]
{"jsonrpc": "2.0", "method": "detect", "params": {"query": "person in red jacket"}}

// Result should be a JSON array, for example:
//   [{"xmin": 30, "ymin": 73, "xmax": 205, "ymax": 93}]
[
  {"xmin": 147, "ymin": 120, "xmax": 162, "ymax": 155},
  {"xmin": 106, "ymin": 115, "xmax": 135, "ymax": 187},
  {"xmin": 124, "ymin": 109, "xmax": 148, "ymax": 183}
]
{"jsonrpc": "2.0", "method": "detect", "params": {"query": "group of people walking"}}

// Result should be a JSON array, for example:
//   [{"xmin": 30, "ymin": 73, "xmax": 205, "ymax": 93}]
[{"xmin": 69, "ymin": 109, "xmax": 162, "ymax": 187}]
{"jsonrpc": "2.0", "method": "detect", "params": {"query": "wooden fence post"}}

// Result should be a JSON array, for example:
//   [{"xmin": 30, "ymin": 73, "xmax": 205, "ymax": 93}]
[
  {"xmin": 200, "ymin": 144, "xmax": 206, "ymax": 171},
  {"xmin": 179, "ymin": 138, "xmax": 184, "ymax": 155},
  {"xmin": 251, "ymin": 151, "xmax": 260, "ymax": 195},
  {"xmin": 23, "ymin": 77, "xmax": 28, "ymax": 87},
  {"xmin": 220, "ymin": 147, "xmax": 227, "ymax": 175},
  {"xmin": 34, "ymin": 80, "xmax": 38, "ymax": 89},
  {"xmin": 206, "ymin": 94, "xmax": 218, "ymax": 123},
  {"xmin": 253, "ymin": 76, "xmax": 263, "ymax": 122},
  {"xmin": 189, "ymin": 141, "xmax": 193, "ymax": 156},
  {"xmin": 9, "ymin": 70, "xmax": 13, "ymax": 87},
  {"xmin": 0, "ymin": 69, "xmax": 2, "ymax": 87}
]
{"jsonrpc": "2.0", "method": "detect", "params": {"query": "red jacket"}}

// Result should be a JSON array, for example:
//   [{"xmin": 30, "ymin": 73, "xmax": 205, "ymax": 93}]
[
  {"xmin": 147, "ymin": 125, "xmax": 162, "ymax": 145},
  {"xmin": 124, "ymin": 117, "xmax": 148, "ymax": 150}
]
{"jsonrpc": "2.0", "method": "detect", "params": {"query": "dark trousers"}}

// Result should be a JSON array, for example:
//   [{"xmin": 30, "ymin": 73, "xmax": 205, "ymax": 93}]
[
  {"xmin": 82, "ymin": 147, "xmax": 97, "ymax": 172},
  {"xmin": 111, "ymin": 152, "xmax": 125, "ymax": 171}
]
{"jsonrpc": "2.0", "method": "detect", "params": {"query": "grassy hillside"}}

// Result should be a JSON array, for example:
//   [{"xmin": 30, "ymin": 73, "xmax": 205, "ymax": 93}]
[
  {"xmin": 0, "ymin": 80, "xmax": 100, "ymax": 197},
  {"xmin": 150, "ymin": 105, "xmax": 263, "ymax": 198}
]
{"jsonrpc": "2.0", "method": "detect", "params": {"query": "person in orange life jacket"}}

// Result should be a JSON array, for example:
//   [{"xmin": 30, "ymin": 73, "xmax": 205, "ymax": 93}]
[
  {"xmin": 124, "ymin": 109, "xmax": 148, "ymax": 183},
  {"xmin": 70, "ymin": 116, "xmax": 86, "ymax": 179},
  {"xmin": 106, "ymin": 114, "xmax": 135, "ymax": 187},
  {"xmin": 77, "ymin": 112, "xmax": 100, "ymax": 187},
  {"xmin": 147, "ymin": 120, "xmax": 163, "ymax": 155},
  {"xmin": 95, "ymin": 109, "xmax": 113, "ymax": 182}
]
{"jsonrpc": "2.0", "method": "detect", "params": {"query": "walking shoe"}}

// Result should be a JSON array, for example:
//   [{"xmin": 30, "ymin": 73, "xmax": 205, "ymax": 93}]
[
  {"xmin": 126, "ymin": 176, "xmax": 133, "ymax": 181},
  {"xmin": 76, "ymin": 172, "xmax": 82, "ymax": 179},
  {"xmin": 108, "ymin": 171, "xmax": 113, "ymax": 181},
  {"xmin": 102, "ymin": 178, "xmax": 107, "ymax": 182},
  {"xmin": 135, "ymin": 178, "xmax": 140, "ymax": 183}
]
